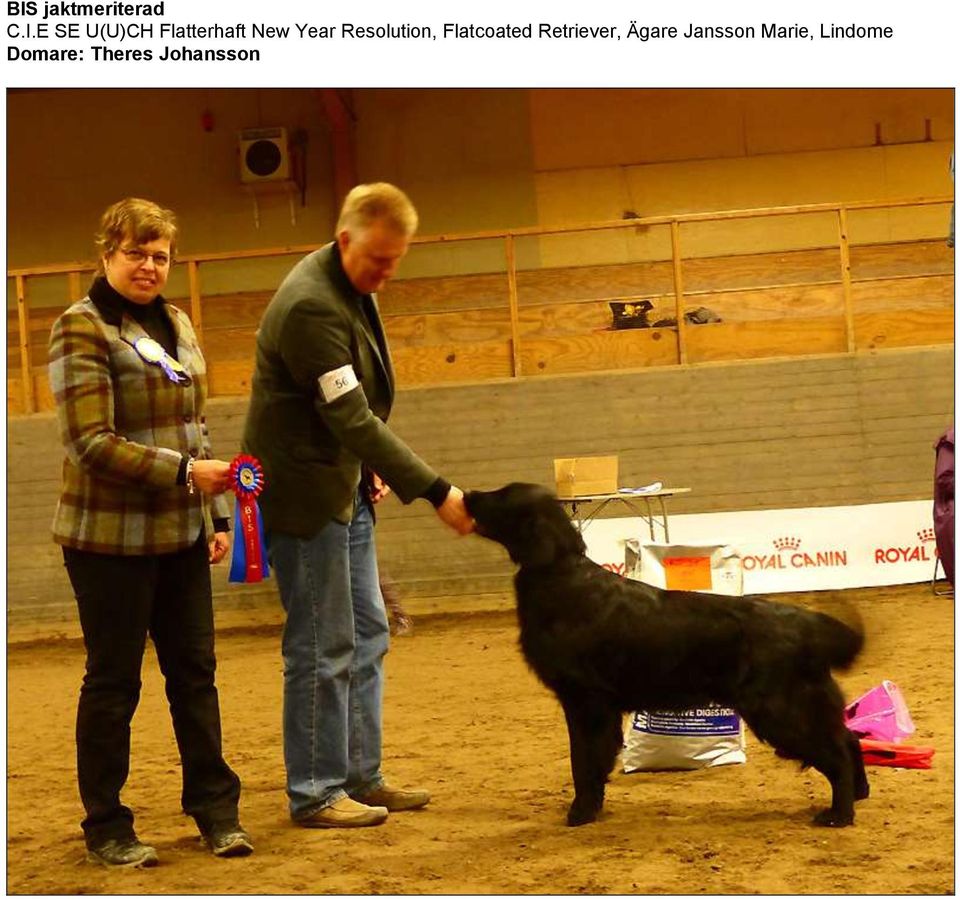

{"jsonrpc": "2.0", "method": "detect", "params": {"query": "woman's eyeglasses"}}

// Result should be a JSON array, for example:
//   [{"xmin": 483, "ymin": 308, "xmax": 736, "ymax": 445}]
[{"xmin": 119, "ymin": 247, "xmax": 172, "ymax": 267}]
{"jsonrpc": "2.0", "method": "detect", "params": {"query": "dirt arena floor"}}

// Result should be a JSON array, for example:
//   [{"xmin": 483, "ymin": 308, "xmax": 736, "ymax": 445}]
[{"xmin": 6, "ymin": 582, "xmax": 955, "ymax": 895}]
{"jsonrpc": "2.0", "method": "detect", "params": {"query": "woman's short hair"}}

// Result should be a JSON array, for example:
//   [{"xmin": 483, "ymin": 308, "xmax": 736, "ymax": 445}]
[
  {"xmin": 95, "ymin": 198, "xmax": 178, "ymax": 274},
  {"xmin": 336, "ymin": 183, "xmax": 418, "ymax": 238}
]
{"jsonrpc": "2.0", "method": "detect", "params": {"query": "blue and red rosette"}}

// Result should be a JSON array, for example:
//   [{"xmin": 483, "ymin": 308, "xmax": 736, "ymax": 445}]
[{"xmin": 228, "ymin": 454, "xmax": 271, "ymax": 584}]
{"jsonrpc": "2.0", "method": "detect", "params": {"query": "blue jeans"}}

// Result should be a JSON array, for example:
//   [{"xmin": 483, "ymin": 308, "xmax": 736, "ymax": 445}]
[{"xmin": 267, "ymin": 498, "xmax": 389, "ymax": 819}]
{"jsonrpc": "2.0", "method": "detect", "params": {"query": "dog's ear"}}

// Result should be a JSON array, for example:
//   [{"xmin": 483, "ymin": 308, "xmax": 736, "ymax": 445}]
[{"xmin": 511, "ymin": 502, "xmax": 586, "ymax": 568}]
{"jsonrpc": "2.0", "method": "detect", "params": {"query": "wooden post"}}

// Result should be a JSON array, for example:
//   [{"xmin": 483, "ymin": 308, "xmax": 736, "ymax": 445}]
[
  {"xmin": 504, "ymin": 235, "xmax": 522, "ymax": 377},
  {"xmin": 16, "ymin": 275, "xmax": 35, "ymax": 414},
  {"xmin": 670, "ymin": 221, "xmax": 688, "ymax": 365},
  {"xmin": 187, "ymin": 260, "xmax": 204, "ymax": 350},
  {"xmin": 67, "ymin": 271, "xmax": 82, "ymax": 303},
  {"xmin": 837, "ymin": 208, "xmax": 856, "ymax": 353},
  {"xmin": 319, "ymin": 88, "xmax": 358, "ymax": 211}
]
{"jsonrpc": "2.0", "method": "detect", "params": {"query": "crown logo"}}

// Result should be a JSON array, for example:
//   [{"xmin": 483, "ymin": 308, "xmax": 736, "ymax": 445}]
[
  {"xmin": 917, "ymin": 528, "xmax": 936, "ymax": 543},
  {"xmin": 773, "ymin": 536, "xmax": 801, "ymax": 551}
]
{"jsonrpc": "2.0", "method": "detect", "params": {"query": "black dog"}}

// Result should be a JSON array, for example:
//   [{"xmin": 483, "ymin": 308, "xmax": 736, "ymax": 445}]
[{"xmin": 464, "ymin": 483, "xmax": 869, "ymax": 828}]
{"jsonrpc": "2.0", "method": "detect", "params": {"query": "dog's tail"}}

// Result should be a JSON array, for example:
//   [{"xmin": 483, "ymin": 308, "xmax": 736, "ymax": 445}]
[{"xmin": 810, "ymin": 601, "xmax": 864, "ymax": 671}]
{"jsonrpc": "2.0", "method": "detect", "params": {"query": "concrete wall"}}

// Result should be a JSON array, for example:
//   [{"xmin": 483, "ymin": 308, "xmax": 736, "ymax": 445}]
[
  {"xmin": 528, "ymin": 89, "xmax": 954, "ymax": 171},
  {"xmin": 529, "ymin": 89, "xmax": 954, "ymax": 267},
  {"xmin": 8, "ymin": 88, "xmax": 953, "ymax": 304},
  {"xmin": 9, "ymin": 345, "xmax": 952, "ymax": 630},
  {"xmin": 7, "ymin": 87, "xmax": 544, "ymax": 304},
  {"xmin": 7, "ymin": 88, "xmax": 337, "ymax": 304}
]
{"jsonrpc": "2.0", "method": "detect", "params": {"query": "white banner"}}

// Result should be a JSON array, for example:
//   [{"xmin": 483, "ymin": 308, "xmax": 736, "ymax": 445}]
[{"xmin": 579, "ymin": 499, "xmax": 939, "ymax": 593}]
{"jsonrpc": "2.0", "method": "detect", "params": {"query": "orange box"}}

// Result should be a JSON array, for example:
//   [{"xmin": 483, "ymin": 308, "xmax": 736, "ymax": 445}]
[
  {"xmin": 554, "ymin": 456, "xmax": 619, "ymax": 498},
  {"xmin": 662, "ymin": 556, "xmax": 714, "ymax": 591}
]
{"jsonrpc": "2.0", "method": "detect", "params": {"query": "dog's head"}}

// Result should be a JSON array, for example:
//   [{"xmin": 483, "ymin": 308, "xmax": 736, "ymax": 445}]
[{"xmin": 464, "ymin": 482, "xmax": 586, "ymax": 568}]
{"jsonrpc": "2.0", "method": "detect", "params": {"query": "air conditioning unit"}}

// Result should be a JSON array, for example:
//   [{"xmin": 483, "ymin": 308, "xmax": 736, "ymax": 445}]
[{"xmin": 238, "ymin": 127, "xmax": 290, "ymax": 183}]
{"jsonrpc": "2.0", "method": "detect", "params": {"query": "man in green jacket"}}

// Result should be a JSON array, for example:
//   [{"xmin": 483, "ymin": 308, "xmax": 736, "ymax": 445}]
[{"xmin": 243, "ymin": 183, "xmax": 473, "ymax": 828}]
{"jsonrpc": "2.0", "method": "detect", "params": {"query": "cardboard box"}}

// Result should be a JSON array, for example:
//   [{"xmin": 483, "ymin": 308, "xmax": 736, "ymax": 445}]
[{"xmin": 554, "ymin": 455, "xmax": 619, "ymax": 498}]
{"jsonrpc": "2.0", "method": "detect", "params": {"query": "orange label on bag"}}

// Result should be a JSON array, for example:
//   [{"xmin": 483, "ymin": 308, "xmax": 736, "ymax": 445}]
[{"xmin": 663, "ymin": 556, "xmax": 712, "ymax": 591}]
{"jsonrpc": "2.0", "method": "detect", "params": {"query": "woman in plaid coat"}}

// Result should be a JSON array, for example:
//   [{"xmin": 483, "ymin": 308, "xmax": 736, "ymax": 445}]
[{"xmin": 48, "ymin": 198, "xmax": 252, "ymax": 868}]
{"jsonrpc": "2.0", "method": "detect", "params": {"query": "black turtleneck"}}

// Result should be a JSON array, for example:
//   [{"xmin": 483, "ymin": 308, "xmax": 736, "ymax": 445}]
[{"xmin": 88, "ymin": 276, "xmax": 179, "ymax": 360}]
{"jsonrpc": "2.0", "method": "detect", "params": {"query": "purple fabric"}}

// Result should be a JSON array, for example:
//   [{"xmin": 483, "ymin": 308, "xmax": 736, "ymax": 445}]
[{"xmin": 933, "ymin": 426, "xmax": 955, "ymax": 587}]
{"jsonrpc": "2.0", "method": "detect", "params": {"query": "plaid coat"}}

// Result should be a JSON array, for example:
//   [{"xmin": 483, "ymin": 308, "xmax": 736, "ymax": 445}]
[{"xmin": 49, "ymin": 288, "xmax": 229, "ymax": 555}]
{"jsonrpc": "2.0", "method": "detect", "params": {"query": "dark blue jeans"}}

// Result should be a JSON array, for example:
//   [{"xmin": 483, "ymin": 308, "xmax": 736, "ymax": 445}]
[{"xmin": 63, "ymin": 535, "xmax": 241, "ymax": 848}]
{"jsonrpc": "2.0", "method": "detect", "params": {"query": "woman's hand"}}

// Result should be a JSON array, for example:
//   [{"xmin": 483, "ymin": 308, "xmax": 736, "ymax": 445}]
[
  {"xmin": 208, "ymin": 531, "xmax": 230, "ymax": 564},
  {"xmin": 191, "ymin": 459, "xmax": 232, "ymax": 495}
]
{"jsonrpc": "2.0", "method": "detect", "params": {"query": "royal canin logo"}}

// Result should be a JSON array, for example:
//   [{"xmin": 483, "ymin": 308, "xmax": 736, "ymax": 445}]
[
  {"xmin": 743, "ymin": 536, "xmax": 848, "ymax": 571},
  {"xmin": 874, "ymin": 528, "xmax": 938, "ymax": 564}
]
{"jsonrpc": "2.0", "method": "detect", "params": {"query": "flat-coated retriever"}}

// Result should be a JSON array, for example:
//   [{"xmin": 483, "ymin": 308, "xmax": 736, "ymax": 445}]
[{"xmin": 464, "ymin": 482, "xmax": 868, "ymax": 827}]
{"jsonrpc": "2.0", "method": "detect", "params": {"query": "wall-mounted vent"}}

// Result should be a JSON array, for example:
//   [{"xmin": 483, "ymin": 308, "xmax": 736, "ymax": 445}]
[{"xmin": 239, "ymin": 127, "xmax": 290, "ymax": 183}]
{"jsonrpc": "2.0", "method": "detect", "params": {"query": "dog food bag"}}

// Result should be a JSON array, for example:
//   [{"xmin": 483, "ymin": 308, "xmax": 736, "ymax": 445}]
[
  {"xmin": 625, "ymin": 539, "xmax": 744, "ymax": 597},
  {"xmin": 623, "ymin": 706, "xmax": 746, "ymax": 772}
]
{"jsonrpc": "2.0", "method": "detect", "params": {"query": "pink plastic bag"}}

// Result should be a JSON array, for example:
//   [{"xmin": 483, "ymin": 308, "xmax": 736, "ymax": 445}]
[{"xmin": 845, "ymin": 680, "xmax": 916, "ymax": 743}]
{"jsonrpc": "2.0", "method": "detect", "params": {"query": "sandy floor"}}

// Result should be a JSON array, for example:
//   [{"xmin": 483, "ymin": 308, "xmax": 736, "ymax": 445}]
[{"xmin": 6, "ymin": 583, "xmax": 955, "ymax": 895}]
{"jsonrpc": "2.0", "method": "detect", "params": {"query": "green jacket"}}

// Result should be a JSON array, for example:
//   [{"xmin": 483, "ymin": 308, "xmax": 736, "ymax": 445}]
[{"xmin": 242, "ymin": 242, "xmax": 439, "ymax": 538}]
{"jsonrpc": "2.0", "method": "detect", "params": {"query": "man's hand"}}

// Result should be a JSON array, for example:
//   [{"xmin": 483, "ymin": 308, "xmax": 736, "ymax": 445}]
[
  {"xmin": 436, "ymin": 485, "xmax": 474, "ymax": 535},
  {"xmin": 369, "ymin": 472, "xmax": 392, "ymax": 504},
  {"xmin": 191, "ymin": 459, "xmax": 232, "ymax": 495},
  {"xmin": 208, "ymin": 531, "xmax": 230, "ymax": 564}
]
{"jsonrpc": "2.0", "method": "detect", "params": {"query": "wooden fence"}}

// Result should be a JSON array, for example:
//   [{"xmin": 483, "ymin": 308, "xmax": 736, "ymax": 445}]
[{"xmin": 8, "ymin": 196, "xmax": 954, "ymax": 415}]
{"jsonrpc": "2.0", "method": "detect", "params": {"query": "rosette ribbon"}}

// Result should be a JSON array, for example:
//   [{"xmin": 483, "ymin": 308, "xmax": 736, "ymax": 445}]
[
  {"xmin": 228, "ymin": 454, "xmax": 271, "ymax": 584},
  {"xmin": 160, "ymin": 357, "xmax": 190, "ymax": 385}
]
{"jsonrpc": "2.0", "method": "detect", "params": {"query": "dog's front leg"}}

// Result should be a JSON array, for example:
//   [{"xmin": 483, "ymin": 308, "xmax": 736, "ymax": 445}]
[{"xmin": 561, "ymin": 697, "xmax": 622, "ymax": 826}]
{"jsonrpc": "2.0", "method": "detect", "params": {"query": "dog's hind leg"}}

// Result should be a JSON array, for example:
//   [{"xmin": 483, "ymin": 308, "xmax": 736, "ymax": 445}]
[
  {"xmin": 848, "ymin": 730, "xmax": 870, "ymax": 801},
  {"xmin": 807, "ymin": 734, "xmax": 857, "ymax": 827},
  {"xmin": 740, "ymin": 682, "xmax": 857, "ymax": 827},
  {"xmin": 560, "ymin": 695, "xmax": 623, "ymax": 826},
  {"xmin": 806, "ymin": 679, "xmax": 862, "ymax": 825}
]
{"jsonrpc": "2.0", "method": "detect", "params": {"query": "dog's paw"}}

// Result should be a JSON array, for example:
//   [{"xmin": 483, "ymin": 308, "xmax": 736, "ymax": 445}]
[
  {"xmin": 566, "ymin": 800, "xmax": 600, "ymax": 827},
  {"xmin": 812, "ymin": 808, "xmax": 854, "ymax": 827}
]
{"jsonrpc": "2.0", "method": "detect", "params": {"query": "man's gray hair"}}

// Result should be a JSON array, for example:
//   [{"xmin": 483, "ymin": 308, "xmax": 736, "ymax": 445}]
[{"xmin": 336, "ymin": 182, "xmax": 419, "ymax": 237}]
